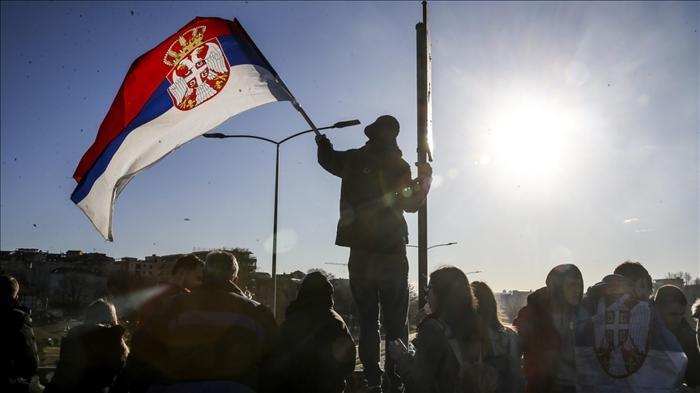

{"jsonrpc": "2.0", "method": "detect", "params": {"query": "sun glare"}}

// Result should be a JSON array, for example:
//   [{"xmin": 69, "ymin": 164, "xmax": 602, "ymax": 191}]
[{"xmin": 481, "ymin": 95, "xmax": 576, "ymax": 184}]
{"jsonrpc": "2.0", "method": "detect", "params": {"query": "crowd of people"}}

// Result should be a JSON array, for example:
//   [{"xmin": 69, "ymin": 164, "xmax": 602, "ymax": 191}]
[
  {"xmin": 2, "ymin": 257, "xmax": 699, "ymax": 393},
  {"xmin": 2, "ymin": 116, "xmax": 699, "ymax": 392}
]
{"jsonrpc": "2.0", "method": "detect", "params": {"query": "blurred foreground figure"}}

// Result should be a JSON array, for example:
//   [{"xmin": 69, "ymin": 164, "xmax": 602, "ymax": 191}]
[
  {"xmin": 388, "ymin": 266, "xmax": 493, "ymax": 393},
  {"xmin": 265, "ymin": 272, "xmax": 356, "ymax": 393},
  {"xmin": 116, "ymin": 255, "xmax": 205, "ymax": 393},
  {"xmin": 1, "ymin": 274, "xmax": 39, "ymax": 393},
  {"xmin": 472, "ymin": 281, "xmax": 525, "ymax": 393},
  {"xmin": 151, "ymin": 251, "xmax": 277, "ymax": 393},
  {"xmin": 317, "ymin": 115, "xmax": 431, "ymax": 393},
  {"xmin": 46, "ymin": 299, "xmax": 128, "ymax": 393},
  {"xmin": 575, "ymin": 264, "xmax": 687, "ymax": 392},
  {"xmin": 653, "ymin": 285, "xmax": 700, "ymax": 388},
  {"xmin": 693, "ymin": 299, "xmax": 700, "ymax": 350},
  {"xmin": 513, "ymin": 264, "xmax": 583, "ymax": 393}
]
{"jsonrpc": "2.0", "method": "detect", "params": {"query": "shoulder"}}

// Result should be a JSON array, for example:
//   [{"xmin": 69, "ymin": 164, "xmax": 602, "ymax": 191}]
[
  {"xmin": 5, "ymin": 306, "xmax": 32, "ymax": 329},
  {"xmin": 418, "ymin": 317, "xmax": 447, "ymax": 337}
]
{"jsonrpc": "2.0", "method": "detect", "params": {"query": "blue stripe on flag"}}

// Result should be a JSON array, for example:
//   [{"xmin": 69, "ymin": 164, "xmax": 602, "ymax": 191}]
[{"xmin": 71, "ymin": 79, "xmax": 173, "ymax": 203}]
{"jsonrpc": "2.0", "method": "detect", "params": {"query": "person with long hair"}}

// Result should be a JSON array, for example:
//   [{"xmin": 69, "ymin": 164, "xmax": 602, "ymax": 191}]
[
  {"xmin": 388, "ymin": 266, "xmax": 497, "ymax": 393},
  {"xmin": 471, "ymin": 281, "xmax": 524, "ymax": 393},
  {"xmin": 46, "ymin": 298, "xmax": 129, "ymax": 393}
]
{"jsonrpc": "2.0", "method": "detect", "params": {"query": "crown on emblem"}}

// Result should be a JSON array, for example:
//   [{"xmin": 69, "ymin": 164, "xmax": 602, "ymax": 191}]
[{"xmin": 163, "ymin": 26, "xmax": 208, "ymax": 67}]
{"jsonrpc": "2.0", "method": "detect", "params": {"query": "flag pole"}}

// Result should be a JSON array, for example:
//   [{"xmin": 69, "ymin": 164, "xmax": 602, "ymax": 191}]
[
  {"xmin": 416, "ymin": 0, "xmax": 430, "ymax": 309},
  {"xmin": 275, "ymin": 77, "xmax": 321, "ymax": 137}
]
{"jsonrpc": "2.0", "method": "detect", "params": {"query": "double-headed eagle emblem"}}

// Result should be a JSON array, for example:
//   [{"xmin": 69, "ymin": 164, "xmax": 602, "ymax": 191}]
[{"xmin": 164, "ymin": 26, "xmax": 230, "ymax": 111}]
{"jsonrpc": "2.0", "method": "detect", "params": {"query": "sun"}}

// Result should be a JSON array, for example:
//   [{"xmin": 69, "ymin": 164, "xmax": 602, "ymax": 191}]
[{"xmin": 481, "ymin": 95, "xmax": 576, "ymax": 184}]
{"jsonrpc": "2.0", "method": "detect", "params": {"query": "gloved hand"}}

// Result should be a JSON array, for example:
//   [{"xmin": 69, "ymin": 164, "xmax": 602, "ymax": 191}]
[
  {"xmin": 416, "ymin": 161, "xmax": 432, "ymax": 178},
  {"xmin": 315, "ymin": 134, "xmax": 331, "ymax": 146}
]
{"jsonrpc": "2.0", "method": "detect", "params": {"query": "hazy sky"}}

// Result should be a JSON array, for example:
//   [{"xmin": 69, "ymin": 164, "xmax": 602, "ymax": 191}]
[{"xmin": 1, "ymin": 1, "xmax": 698, "ymax": 291}]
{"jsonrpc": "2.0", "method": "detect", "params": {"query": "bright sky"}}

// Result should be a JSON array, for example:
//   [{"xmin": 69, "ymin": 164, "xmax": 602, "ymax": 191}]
[{"xmin": 1, "ymin": 1, "xmax": 698, "ymax": 292}]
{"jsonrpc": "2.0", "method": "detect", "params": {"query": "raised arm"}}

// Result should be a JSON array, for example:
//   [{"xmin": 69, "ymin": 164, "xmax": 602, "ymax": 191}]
[{"xmin": 316, "ymin": 134, "xmax": 346, "ymax": 178}]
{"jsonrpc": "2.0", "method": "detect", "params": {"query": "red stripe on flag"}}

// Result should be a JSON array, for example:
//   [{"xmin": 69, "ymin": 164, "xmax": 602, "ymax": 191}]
[{"xmin": 73, "ymin": 17, "xmax": 234, "ymax": 182}]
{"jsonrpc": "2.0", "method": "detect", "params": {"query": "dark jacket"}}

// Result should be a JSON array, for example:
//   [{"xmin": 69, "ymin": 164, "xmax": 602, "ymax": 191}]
[
  {"xmin": 512, "ymin": 287, "xmax": 562, "ymax": 393},
  {"xmin": 1, "ymin": 300, "xmax": 39, "ymax": 393},
  {"xmin": 317, "ymin": 137, "xmax": 429, "ymax": 253},
  {"xmin": 266, "ymin": 304, "xmax": 356, "ymax": 393},
  {"xmin": 45, "ymin": 323, "xmax": 128, "ymax": 393},
  {"xmin": 396, "ymin": 316, "xmax": 490, "ymax": 393},
  {"xmin": 671, "ymin": 318, "xmax": 700, "ymax": 387},
  {"xmin": 160, "ymin": 280, "xmax": 278, "ymax": 390},
  {"xmin": 113, "ymin": 284, "xmax": 191, "ymax": 393}
]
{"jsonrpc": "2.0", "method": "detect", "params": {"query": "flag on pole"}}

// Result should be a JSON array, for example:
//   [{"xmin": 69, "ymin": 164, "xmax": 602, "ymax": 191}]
[{"xmin": 71, "ymin": 17, "xmax": 293, "ymax": 240}]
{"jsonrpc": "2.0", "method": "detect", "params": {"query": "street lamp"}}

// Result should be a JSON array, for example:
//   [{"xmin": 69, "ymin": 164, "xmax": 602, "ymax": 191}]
[{"xmin": 203, "ymin": 119, "xmax": 360, "ymax": 315}]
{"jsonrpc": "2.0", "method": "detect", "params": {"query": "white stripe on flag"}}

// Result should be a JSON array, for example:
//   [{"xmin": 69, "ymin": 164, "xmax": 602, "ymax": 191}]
[{"xmin": 77, "ymin": 64, "xmax": 291, "ymax": 240}]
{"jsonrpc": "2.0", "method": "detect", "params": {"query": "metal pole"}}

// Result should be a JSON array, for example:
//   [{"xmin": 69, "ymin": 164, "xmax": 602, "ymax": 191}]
[
  {"xmin": 416, "ymin": 0, "xmax": 429, "ymax": 308},
  {"xmin": 271, "ymin": 143, "xmax": 280, "ymax": 316}
]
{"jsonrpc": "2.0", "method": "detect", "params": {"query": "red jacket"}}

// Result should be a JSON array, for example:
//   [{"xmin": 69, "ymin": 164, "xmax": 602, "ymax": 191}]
[{"xmin": 513, "ymin": 287, "xmax": 562, "ymax": 393}]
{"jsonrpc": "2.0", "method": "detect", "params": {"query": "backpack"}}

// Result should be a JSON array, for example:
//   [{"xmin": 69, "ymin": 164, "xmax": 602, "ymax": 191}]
[{"xmin": 441, "ymin": 323, "xmax": 499, "ymax": 393}]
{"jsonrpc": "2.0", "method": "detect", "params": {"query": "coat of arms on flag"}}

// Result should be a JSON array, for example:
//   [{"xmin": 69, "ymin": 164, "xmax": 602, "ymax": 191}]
[
  {"xmin": 593, "ymin": 295, "xmax": 650, "ymax": 377},
  {"xmin": 164, "ymin": 26, "xmax": 230, "ymax": 110},
  {"xmin": 71, "ymin": 17, "xmax": 300, "ymax": 240}
]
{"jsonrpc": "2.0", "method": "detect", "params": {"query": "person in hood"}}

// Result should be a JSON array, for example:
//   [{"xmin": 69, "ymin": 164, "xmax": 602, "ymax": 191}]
[
  {"xmin": 513, "ymin": 264, "xmax": 583, "ymax": 393},
  {"xmin": 45, "ymin": 298, "xmax": 128, "ymax": 393},
  {"xmin": 316, "ymin": 115, "xmax": 431, "ymax": 393},
  {"xmin": 1, "ymin": 274, "xmax": 39, "ymax": 393},
  {"xmin": 265, "ymin": 272, "xmax": 356, "ymax": 393}
]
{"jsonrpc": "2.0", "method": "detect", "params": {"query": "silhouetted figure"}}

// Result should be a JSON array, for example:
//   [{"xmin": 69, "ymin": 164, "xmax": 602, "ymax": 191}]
[
  {"xmin": 613, "ymin": 261, "xmax": 653, "ymax": 301},
  {"xmin": 693, "ymin": 299, "xmax": 700, "ymax": 350},
  {"xmin": 575, "ymin": 272, "xmax": 687, "ymax": 392},
  {"xmin": 653, "ymin": 285, "xmax": 700, "ymax": 388},
  {"xmin": 471, "ymin": 281, "xmax": 525, "ymax": 393},
  {"xmin": 265, "ymin": 272, "xmax": 356, "ymax": 393},
  {"xmin": 116, "ymin": 254, "xmax": 205, "ymax": 393},
  {"xmin": 388, "ymin": 266, "xmax": 494, "ymax": 393},
  {"xmin": 152, "ymin": 251, "xmax": 277, "ymax": 393},
  {"xmin": 1, "ymin": 274, "xmax": 39, "ymax": 393},
  {"xmin": 513, "ymin": 264, "xmax": 583, "ymax": 393},
  {"xmin": 139, "ymin": 254, "xmax": 204, "ymax": 323},
  {"xmin": 317, "ymin": 115, "xmax": 431, "ymax": 393},
  {"xmin": 45, "ymin": 299, "xmax": 128, "ymax": 393}
]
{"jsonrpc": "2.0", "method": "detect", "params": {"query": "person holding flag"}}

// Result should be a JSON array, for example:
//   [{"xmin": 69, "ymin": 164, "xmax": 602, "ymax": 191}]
[{"xmin": 316, "ymin": 115, "xmax": 432, "ymax": 393}]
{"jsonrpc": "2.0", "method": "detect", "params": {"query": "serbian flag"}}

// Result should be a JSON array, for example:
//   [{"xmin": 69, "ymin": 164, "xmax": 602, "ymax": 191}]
[{"xmin": 71, "ymin": 17, "xmax": 293, "ymax": 240}]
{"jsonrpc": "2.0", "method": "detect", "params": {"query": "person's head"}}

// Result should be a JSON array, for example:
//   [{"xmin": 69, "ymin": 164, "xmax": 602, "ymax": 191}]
[
  {"xmin": 0, "ymin": 274, "xmax": 20, "ymax": 302},
  {"xmin": 204, "ymin": 251, "xmax": 238, "ymax": 285},
  {"xmin": 85, "ymin": 298, "xmax": 118, "ymax": 326},
  {"xmin": 653, "ymin": 285, "xmax": 687, "ymax": 331},
  {"xmin": 428, "ymin": 266, "xmax": 479, "ymax": 340},
  {"xmin": 364, "ymin": 115, "xmax": 400, "ymax": 143},
  {"xmin": 614, "ymin": 261, "xmax": 652, "ymax": 301},
  {"xmin": 171, "ymin": 254, "xmax": 204, "ymax": 290},
  {"xmin": 546, "ymin": 264, "xmax": 583, "ymax": 307},
  {"xmin": 291, "ymin": 271, "xmax": 334, "ymax": 311},
  {"xmin": 471, "ymin": 281, "xmax": 504, "ymax": 332}
]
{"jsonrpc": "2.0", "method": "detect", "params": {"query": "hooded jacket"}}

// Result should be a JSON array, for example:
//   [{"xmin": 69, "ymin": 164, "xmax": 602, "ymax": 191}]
[
  {"xmin": 45, "ymin": 323, "xmax": 128, "ymax": 393},
  {"xmin": 265, "ymin": 273, "xmax": 356, "ymax": 393},
  {"xmin": 512, "ymin": 264, "xmax": 582, "ymax": 393},
  {"xmin": 1, "ymin": 300, "xmax": 39, "ymax": 393}
]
